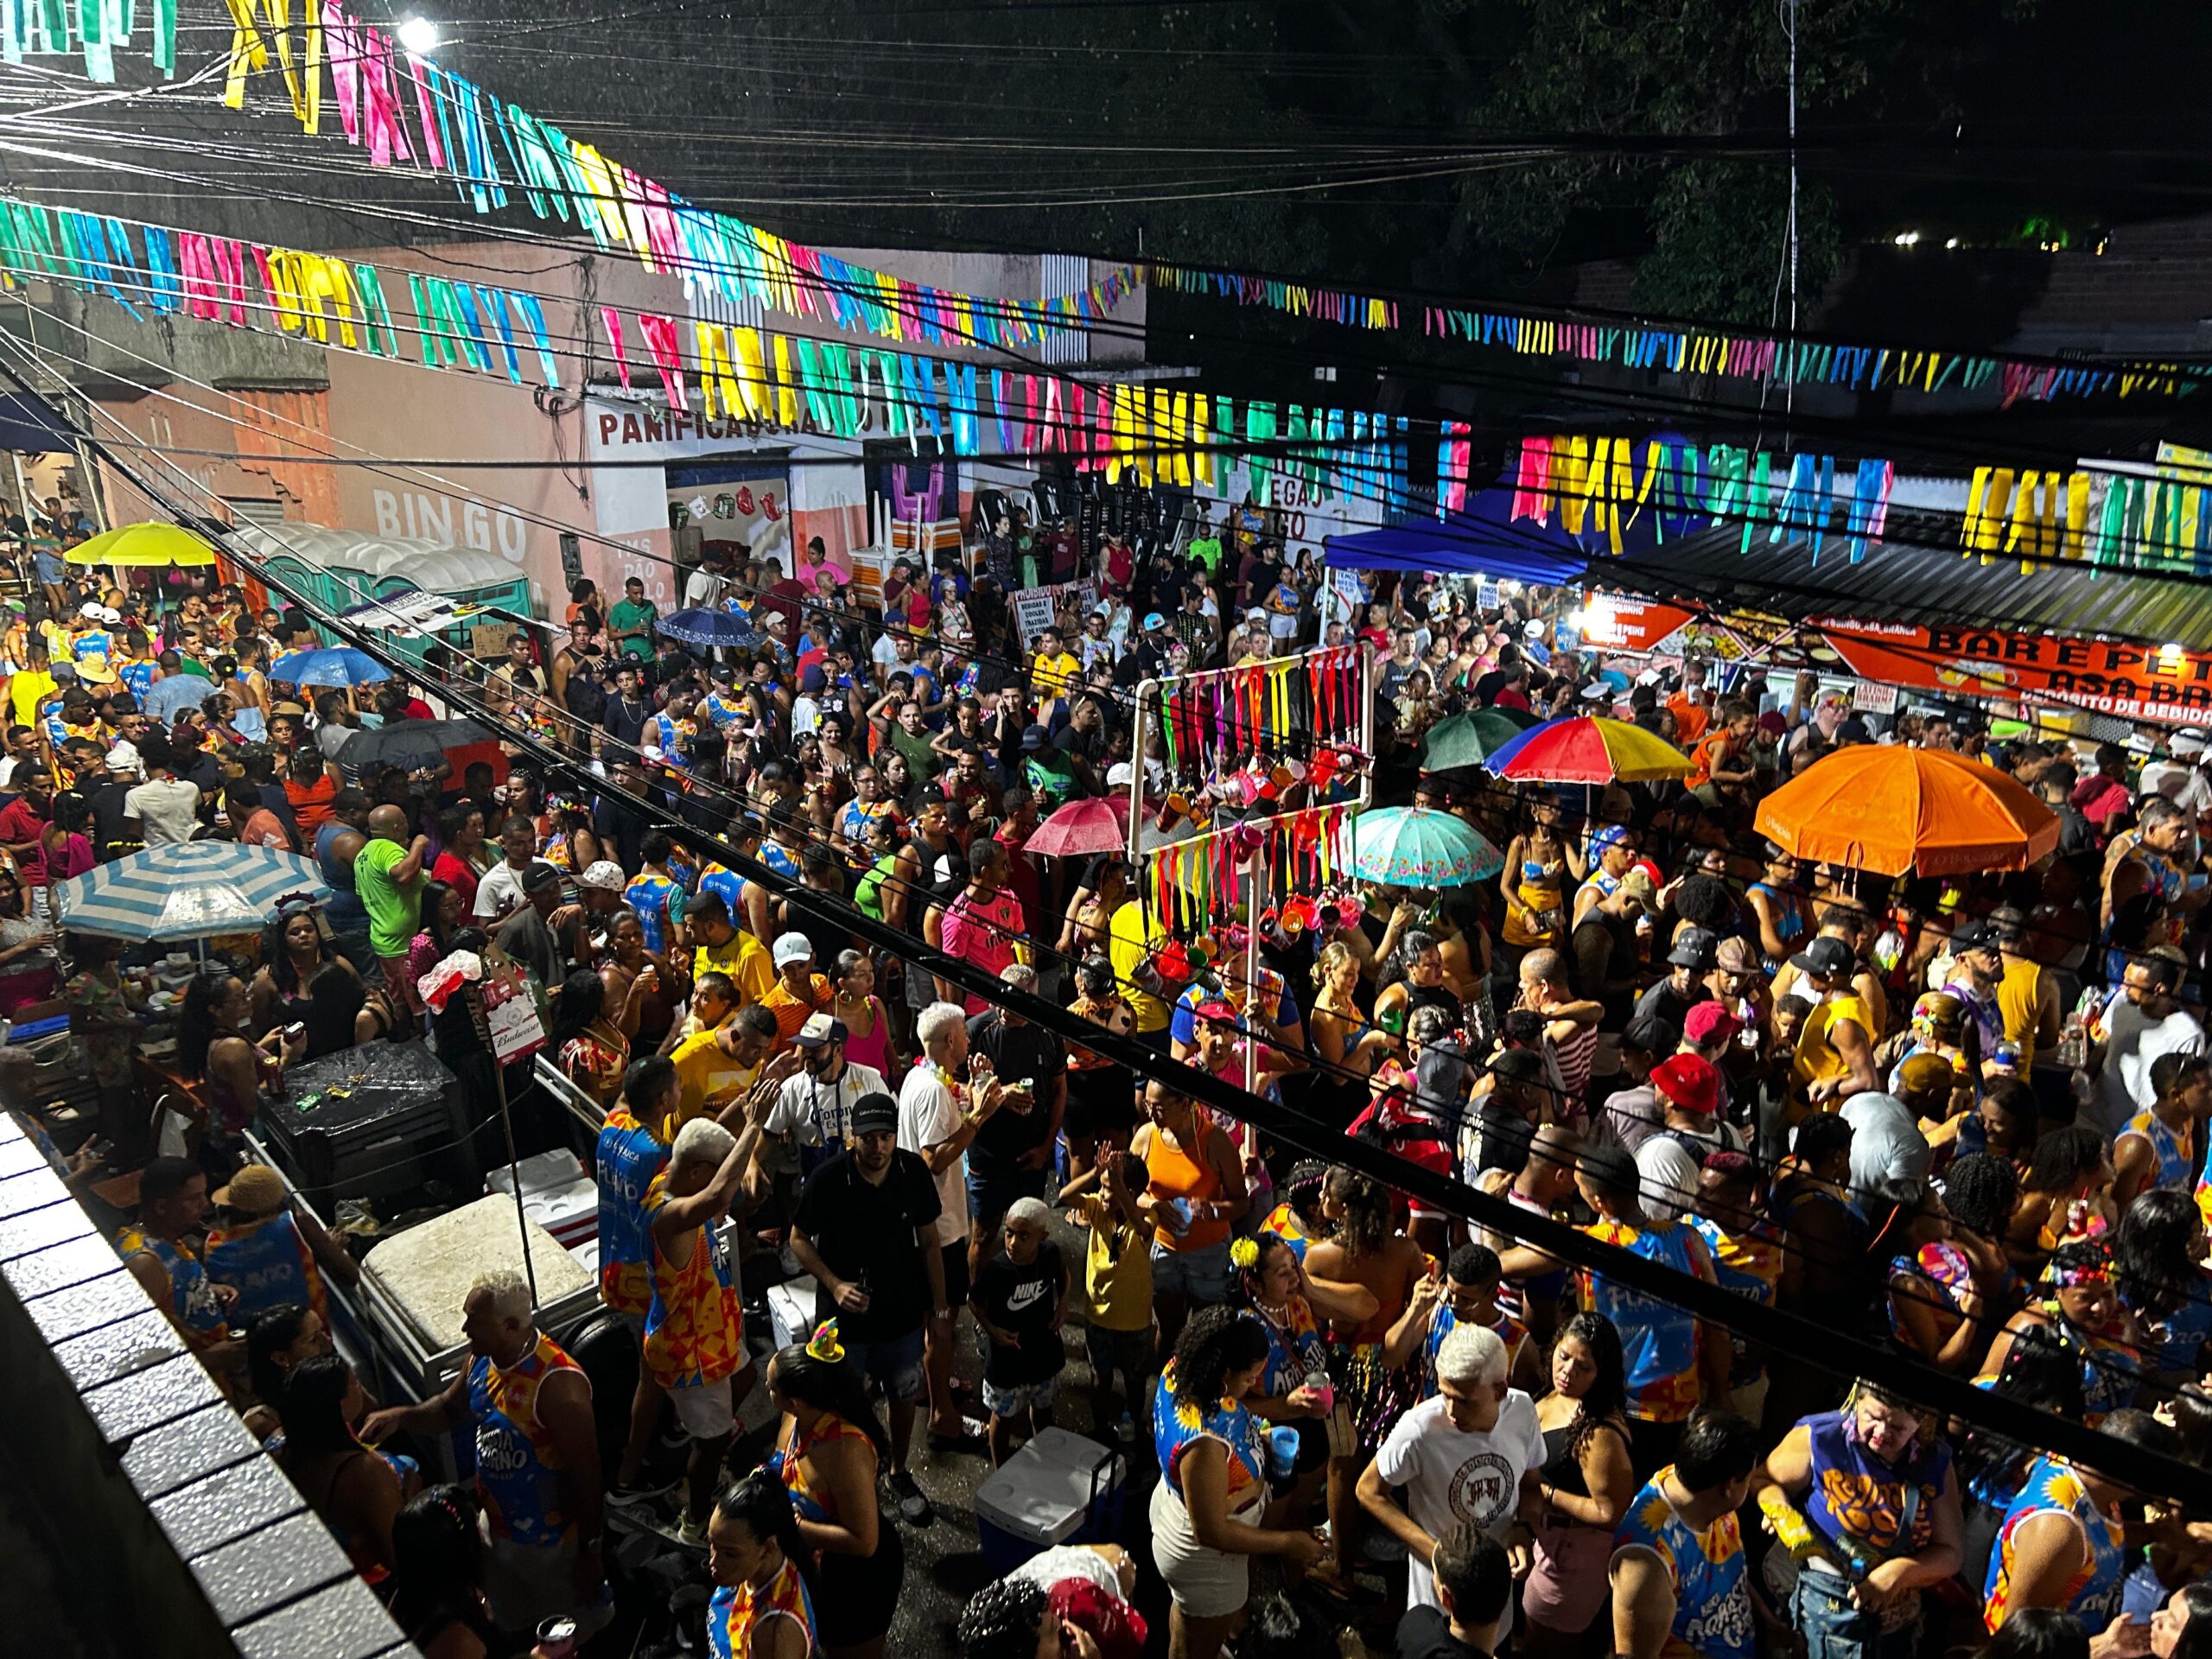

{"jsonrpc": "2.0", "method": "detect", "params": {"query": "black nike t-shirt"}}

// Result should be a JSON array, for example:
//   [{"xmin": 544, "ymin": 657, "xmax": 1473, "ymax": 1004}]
[{"xmin": 973, "ymin": 1240, "xmax": 1067, "ymax": 1387}]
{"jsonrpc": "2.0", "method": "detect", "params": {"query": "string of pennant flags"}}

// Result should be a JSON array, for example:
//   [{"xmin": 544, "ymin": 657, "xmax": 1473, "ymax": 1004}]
[
  {"xmin": 14, "ymin": 172, "xmax": 2209, "ymax": 571},
  {"xmin": 1510, "ymin": 435, "xmax": 1895, "ymax": 563},
  {"xmin": 0, "ymin": 0, "xmax": 174, "ymax": 81},
  {"xmin": 1147, "ymin": 264, "xmax": 2212, "ymax": 406},
  {"xmin": 187, "ymin": 0, "xmax": 1140, "ymax": 355},
  {"xmin": 0, "ymin": 192, "xmax": 1459, "ymax": 510},
  {"xmin": 1512, "ymin": 434, "xmax": 2212, "ymax": 573}
]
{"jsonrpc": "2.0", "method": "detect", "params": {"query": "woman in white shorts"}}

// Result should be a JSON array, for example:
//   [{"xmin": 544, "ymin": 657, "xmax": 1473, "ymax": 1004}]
[{"xmin": 1147, "ymin": 1306, "xmax": 1323, "ymax": 1659}]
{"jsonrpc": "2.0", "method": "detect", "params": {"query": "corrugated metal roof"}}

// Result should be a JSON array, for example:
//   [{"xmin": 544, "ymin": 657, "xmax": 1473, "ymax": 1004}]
[{"xmin": 1601, "ymin": 524, "xmax": 2212, "ymax": 647}]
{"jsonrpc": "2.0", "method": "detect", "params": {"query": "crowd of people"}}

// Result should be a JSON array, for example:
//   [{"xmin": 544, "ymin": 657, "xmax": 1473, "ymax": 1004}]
[{"xmin": 14, "ymin": 492, "xmax": 2212, "ymax": 1659}]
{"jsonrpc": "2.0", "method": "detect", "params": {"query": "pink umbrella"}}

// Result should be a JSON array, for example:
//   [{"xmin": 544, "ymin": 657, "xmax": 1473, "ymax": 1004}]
[{"xmin": 1024, "ymin": 796, "xmax": 1130, "ymax": 857}]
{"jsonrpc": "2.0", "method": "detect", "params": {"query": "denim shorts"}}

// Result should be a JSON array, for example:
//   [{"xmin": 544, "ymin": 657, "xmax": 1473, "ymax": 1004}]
[
  {"xmin": 842, "ymin": 1325, "xmax": 926, "ymax": 1404},
  {"xmin": 1149, "ymin": 1237, "xmax": 1230, "ymax": 1303},
  {"xmin": 966, "ymin": 1166, "xmax": 1048, "ymax": 1232}
]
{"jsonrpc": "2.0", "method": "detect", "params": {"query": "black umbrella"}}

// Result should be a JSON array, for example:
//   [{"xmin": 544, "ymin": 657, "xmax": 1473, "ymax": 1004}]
[{"xmin": 334, "ymin": 717, "xmax": 498, "ymax": 772}]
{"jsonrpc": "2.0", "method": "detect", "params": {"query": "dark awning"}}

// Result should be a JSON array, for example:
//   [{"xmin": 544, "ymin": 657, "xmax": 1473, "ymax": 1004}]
[
  {"xmin": 1600, "ymin": 525, "xmax": 2211, "ymax": 648},
  {"xmin": 0, "ymin": 392, "xmax": 80, "ymax": 454}
]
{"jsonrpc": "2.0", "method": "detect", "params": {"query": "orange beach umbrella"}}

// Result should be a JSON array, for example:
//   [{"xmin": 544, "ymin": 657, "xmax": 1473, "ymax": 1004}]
[{"xmin": 1752, "ymin": 746, "xmax": 2060, "ymax": 878}]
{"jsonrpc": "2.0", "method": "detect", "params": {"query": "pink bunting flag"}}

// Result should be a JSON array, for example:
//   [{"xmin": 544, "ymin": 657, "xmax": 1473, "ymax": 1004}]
[
  {"xmin": 359, "ymin": 29, "xmax": 412, "ymax": 167},
  {"xmin": 600, "ymin": 305, "xmax": 631, "ymax": 389},
  {"xmin": 634, "ymin": 312, "xmax": 687, "ymax": 411},
  {"xmin": 213, "ymin": 238, "xmax": 250, "ymax": 326},
  {"xmin": 321, "ymin": 0, "xmax": 363, "ymax": 146},
  {"xmin": 404, "ymin": 51, "xmax": 446, "ymax": 170},
  {"xmin": 177, "ymin": 233, "xmax": 219, "ymax": 321},
  {"xmin": 1509, "ymin": 435, "xmax": 1554, "ymax": 524}
]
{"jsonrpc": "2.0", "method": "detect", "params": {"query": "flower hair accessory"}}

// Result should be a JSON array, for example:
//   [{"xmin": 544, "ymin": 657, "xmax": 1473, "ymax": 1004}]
[
  {"xmin": 1230, "ymin": 1236, "xmax": 1260, "ymax": 1271},
  {"xmin": 806, "ymin": 1319, "xmax": 846, "ymax": 1363}
]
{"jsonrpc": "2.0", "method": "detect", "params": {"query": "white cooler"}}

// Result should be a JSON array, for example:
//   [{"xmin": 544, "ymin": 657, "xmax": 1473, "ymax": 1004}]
[
  {"xmin": 766, "ymin": 1276, "xmax": 819, "ymax": 1353},
  {"xmin": 973, "ymin": 1427, "xmax": 1127, "ymax": 1574}
]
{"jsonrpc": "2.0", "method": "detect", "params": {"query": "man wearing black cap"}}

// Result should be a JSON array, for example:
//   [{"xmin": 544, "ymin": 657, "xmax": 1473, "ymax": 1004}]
[
  {"xmin": 762, "ymin": 1012, "xmax": 887, "ymax": 1176},
  {"xmin": 1788, "ymin": 935, "xmax": 1878, "ymax": 1109},
  {"xmin": 1599, "ymin": 1014, "xmax": 1681, "ymax": 1153},
  {"xmin": 1940, "ymin": 919, "xmax": 2006, "ymax": 1063},
  {"xmin": 1636, "ymin": 927, "xmax": 1717, "ymax": 1032},
  {"xmin": 1020, "ymin": 723, "xmax": 1077, "ymax": 810},
  {"xmin": 497, "ymin": 861, "xmax": 572, "ymax": 989},
  {"xmin": 790, "ymin": 1092, "xmax": 945, "ymax": 1525}
]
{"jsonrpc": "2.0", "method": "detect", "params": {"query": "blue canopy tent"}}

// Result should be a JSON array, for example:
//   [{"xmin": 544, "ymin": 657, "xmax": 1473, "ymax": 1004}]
[{"xmin": 1323, "ymin": 520, "xmax": 1588, "ymax": 586}]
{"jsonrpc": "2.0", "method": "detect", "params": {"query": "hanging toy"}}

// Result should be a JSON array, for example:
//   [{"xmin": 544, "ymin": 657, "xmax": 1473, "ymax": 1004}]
[
  {"xmin": 1156, "ymin": 790, "xmax": 1191, "ymax": 834},
  {"xmin": 1281, "ymin": 893, "xmax": 1319, "ymax": 937}
]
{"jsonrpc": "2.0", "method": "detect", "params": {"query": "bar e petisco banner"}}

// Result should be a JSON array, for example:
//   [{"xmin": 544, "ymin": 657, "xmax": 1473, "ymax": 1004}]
[{"xmin": 1818, "ymin": 619, "xmax": 2212, "ymax": 726}]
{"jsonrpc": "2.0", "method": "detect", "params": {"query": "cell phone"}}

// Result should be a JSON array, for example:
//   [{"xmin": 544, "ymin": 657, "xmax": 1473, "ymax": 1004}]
[{"xmin": 283, "ymin": 1022, "xmax": 306, "ymax": 1044}]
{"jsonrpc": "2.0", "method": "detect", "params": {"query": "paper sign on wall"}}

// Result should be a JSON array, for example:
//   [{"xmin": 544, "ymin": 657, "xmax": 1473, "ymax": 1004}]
[{"xmin": 1852, "ymin": 680, "xmax": 1899, "ymax": 715}]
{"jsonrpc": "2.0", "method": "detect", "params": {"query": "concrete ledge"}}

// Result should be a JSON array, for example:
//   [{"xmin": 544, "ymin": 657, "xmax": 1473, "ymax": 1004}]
[{"xmin": 0, "ymin": 1110, "xmax": 417, "ymax": 1656}]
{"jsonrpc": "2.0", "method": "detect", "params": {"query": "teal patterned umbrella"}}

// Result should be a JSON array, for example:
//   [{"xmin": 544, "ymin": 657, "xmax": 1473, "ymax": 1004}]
[{"xmin": 1352, "ymin": 807, "xmax": 1503, "ymax": 887}]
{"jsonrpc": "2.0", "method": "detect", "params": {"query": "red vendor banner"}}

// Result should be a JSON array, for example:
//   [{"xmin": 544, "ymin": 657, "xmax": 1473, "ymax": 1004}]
[{"xmin": 1818, "ymin": 619, "xmax": 2212, "ymax": 727}]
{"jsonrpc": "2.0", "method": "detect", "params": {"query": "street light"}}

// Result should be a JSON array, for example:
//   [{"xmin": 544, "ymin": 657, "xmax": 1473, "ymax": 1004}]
[{"xmin": 396, "ymin": 14, "xmax": 440, "ymax": 53}]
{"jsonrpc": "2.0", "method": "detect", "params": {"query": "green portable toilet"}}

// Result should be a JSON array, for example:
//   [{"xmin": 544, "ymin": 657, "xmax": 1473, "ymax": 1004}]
[{"xmin": 231, "ymin": 523, "xmax": 537, "ymax": 671}]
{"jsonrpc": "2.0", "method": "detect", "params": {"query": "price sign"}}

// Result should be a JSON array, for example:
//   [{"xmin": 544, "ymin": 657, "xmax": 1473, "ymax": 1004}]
[{"xmin": 475, "ymin": 952, "xmax": 548, "ymax": 1065}]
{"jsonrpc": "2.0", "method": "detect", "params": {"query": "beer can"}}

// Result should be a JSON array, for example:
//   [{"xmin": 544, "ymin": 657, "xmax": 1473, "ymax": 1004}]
[{"xmin": 536, "ymin": 1616, "xmax": 578, "ymax": 1659}]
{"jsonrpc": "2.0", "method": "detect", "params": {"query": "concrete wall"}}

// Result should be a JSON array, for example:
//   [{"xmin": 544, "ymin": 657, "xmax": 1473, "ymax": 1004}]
[{"xmin": 0, "ymin": 1114, "xmax": 417, "ymax": 1658}]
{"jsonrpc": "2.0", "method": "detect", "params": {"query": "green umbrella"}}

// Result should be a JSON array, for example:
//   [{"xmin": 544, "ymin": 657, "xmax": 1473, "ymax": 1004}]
[{"xmin": 1420, "ymin": 706, "xmax": 1539, "ymax": 772}]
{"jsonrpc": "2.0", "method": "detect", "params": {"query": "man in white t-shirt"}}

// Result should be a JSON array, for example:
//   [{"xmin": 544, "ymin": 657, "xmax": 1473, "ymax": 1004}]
[
  {"xmin": 898, "ymin": 1000, "xmax": 1014, "ymax": 1441},
  {"xmin": 122, "ymin": 739, "xmax": 206, "ymax": 846},
  {"xmin": 1358, "ymin": 1322, "xmax": 1545, "ymax": 1618},
  {"xmin": 2091, "ymin": 948, "xmax": 2205, "ymax": 1139},
  {"xmin": 762, "ymin": 1013, "xmax": 888, "ymax": 1170},
  {"xmin": 2140, "ymin": 731, "xmax": 2212, "ymax": 816}
]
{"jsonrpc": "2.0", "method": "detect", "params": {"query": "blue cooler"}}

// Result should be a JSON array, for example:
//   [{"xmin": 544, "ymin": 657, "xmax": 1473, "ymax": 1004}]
[{"xmin": 973, "ymin": 1426, "xmax": 1127, "ymax": 1575}]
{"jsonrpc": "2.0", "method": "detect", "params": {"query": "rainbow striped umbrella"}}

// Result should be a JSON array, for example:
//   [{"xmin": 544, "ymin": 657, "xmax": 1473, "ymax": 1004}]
[{"xmin": 1479, "ymin": 715, "xmax": 1692, "ymax": 785}]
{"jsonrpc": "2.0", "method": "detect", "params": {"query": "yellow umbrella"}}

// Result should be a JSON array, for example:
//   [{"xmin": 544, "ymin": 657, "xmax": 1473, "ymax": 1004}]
[{"xmin": 64, "ymin": 521, "xmax": 219, "ymax": 567}]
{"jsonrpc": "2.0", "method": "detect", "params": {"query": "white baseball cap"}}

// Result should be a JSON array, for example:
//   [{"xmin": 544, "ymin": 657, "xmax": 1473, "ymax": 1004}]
[
  {"xmin": 772, "ymin": 931, "xmax": 814, "ymax": 967},
  {"xmin": 575, "ymin": 860, "xmax": 626, "ymax": 893},
  {"xmin": 105, "ymin": 741, "xmax": 140, "ymax": 772}
]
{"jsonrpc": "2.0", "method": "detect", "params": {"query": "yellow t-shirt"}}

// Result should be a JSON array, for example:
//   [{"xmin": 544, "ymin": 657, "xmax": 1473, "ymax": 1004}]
[
  {"xmin": 1792, "ymin": 993, "xmax": 1871, "ymax": 1098},
  {"xmin": 693, "ymin": 930, "xmax": 772, "ymax": 1005},
  {"xmin": 1071, "ymin": 1192, "xmax": 1154, "ymax": 1332},
  {"xmin": 8, "ymin": 668, "xmax": 54, "ymax": 730},
  {"xmin": 666, "ymin": 1029, "xmax": 759, "ymax": 1134},
  {"xmin": 1107, "ymin": 898, "xmax": 1169, "ymax": 1033},
  {"xmin": 1030, "ymin": 649, "xmax": 1081, "ymax": 699}
]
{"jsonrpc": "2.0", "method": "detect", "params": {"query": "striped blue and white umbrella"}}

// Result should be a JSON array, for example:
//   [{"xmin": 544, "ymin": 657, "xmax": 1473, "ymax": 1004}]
[{"xmin": 54, "ymin": 842, "xmax": 331, "ymax": 942}]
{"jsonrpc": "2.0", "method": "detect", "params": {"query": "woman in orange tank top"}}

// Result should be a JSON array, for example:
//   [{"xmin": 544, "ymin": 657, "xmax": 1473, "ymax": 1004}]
[{"xmin": 1130, "ymin": 1081, "xmax": 1249, "ymax": 1354}]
